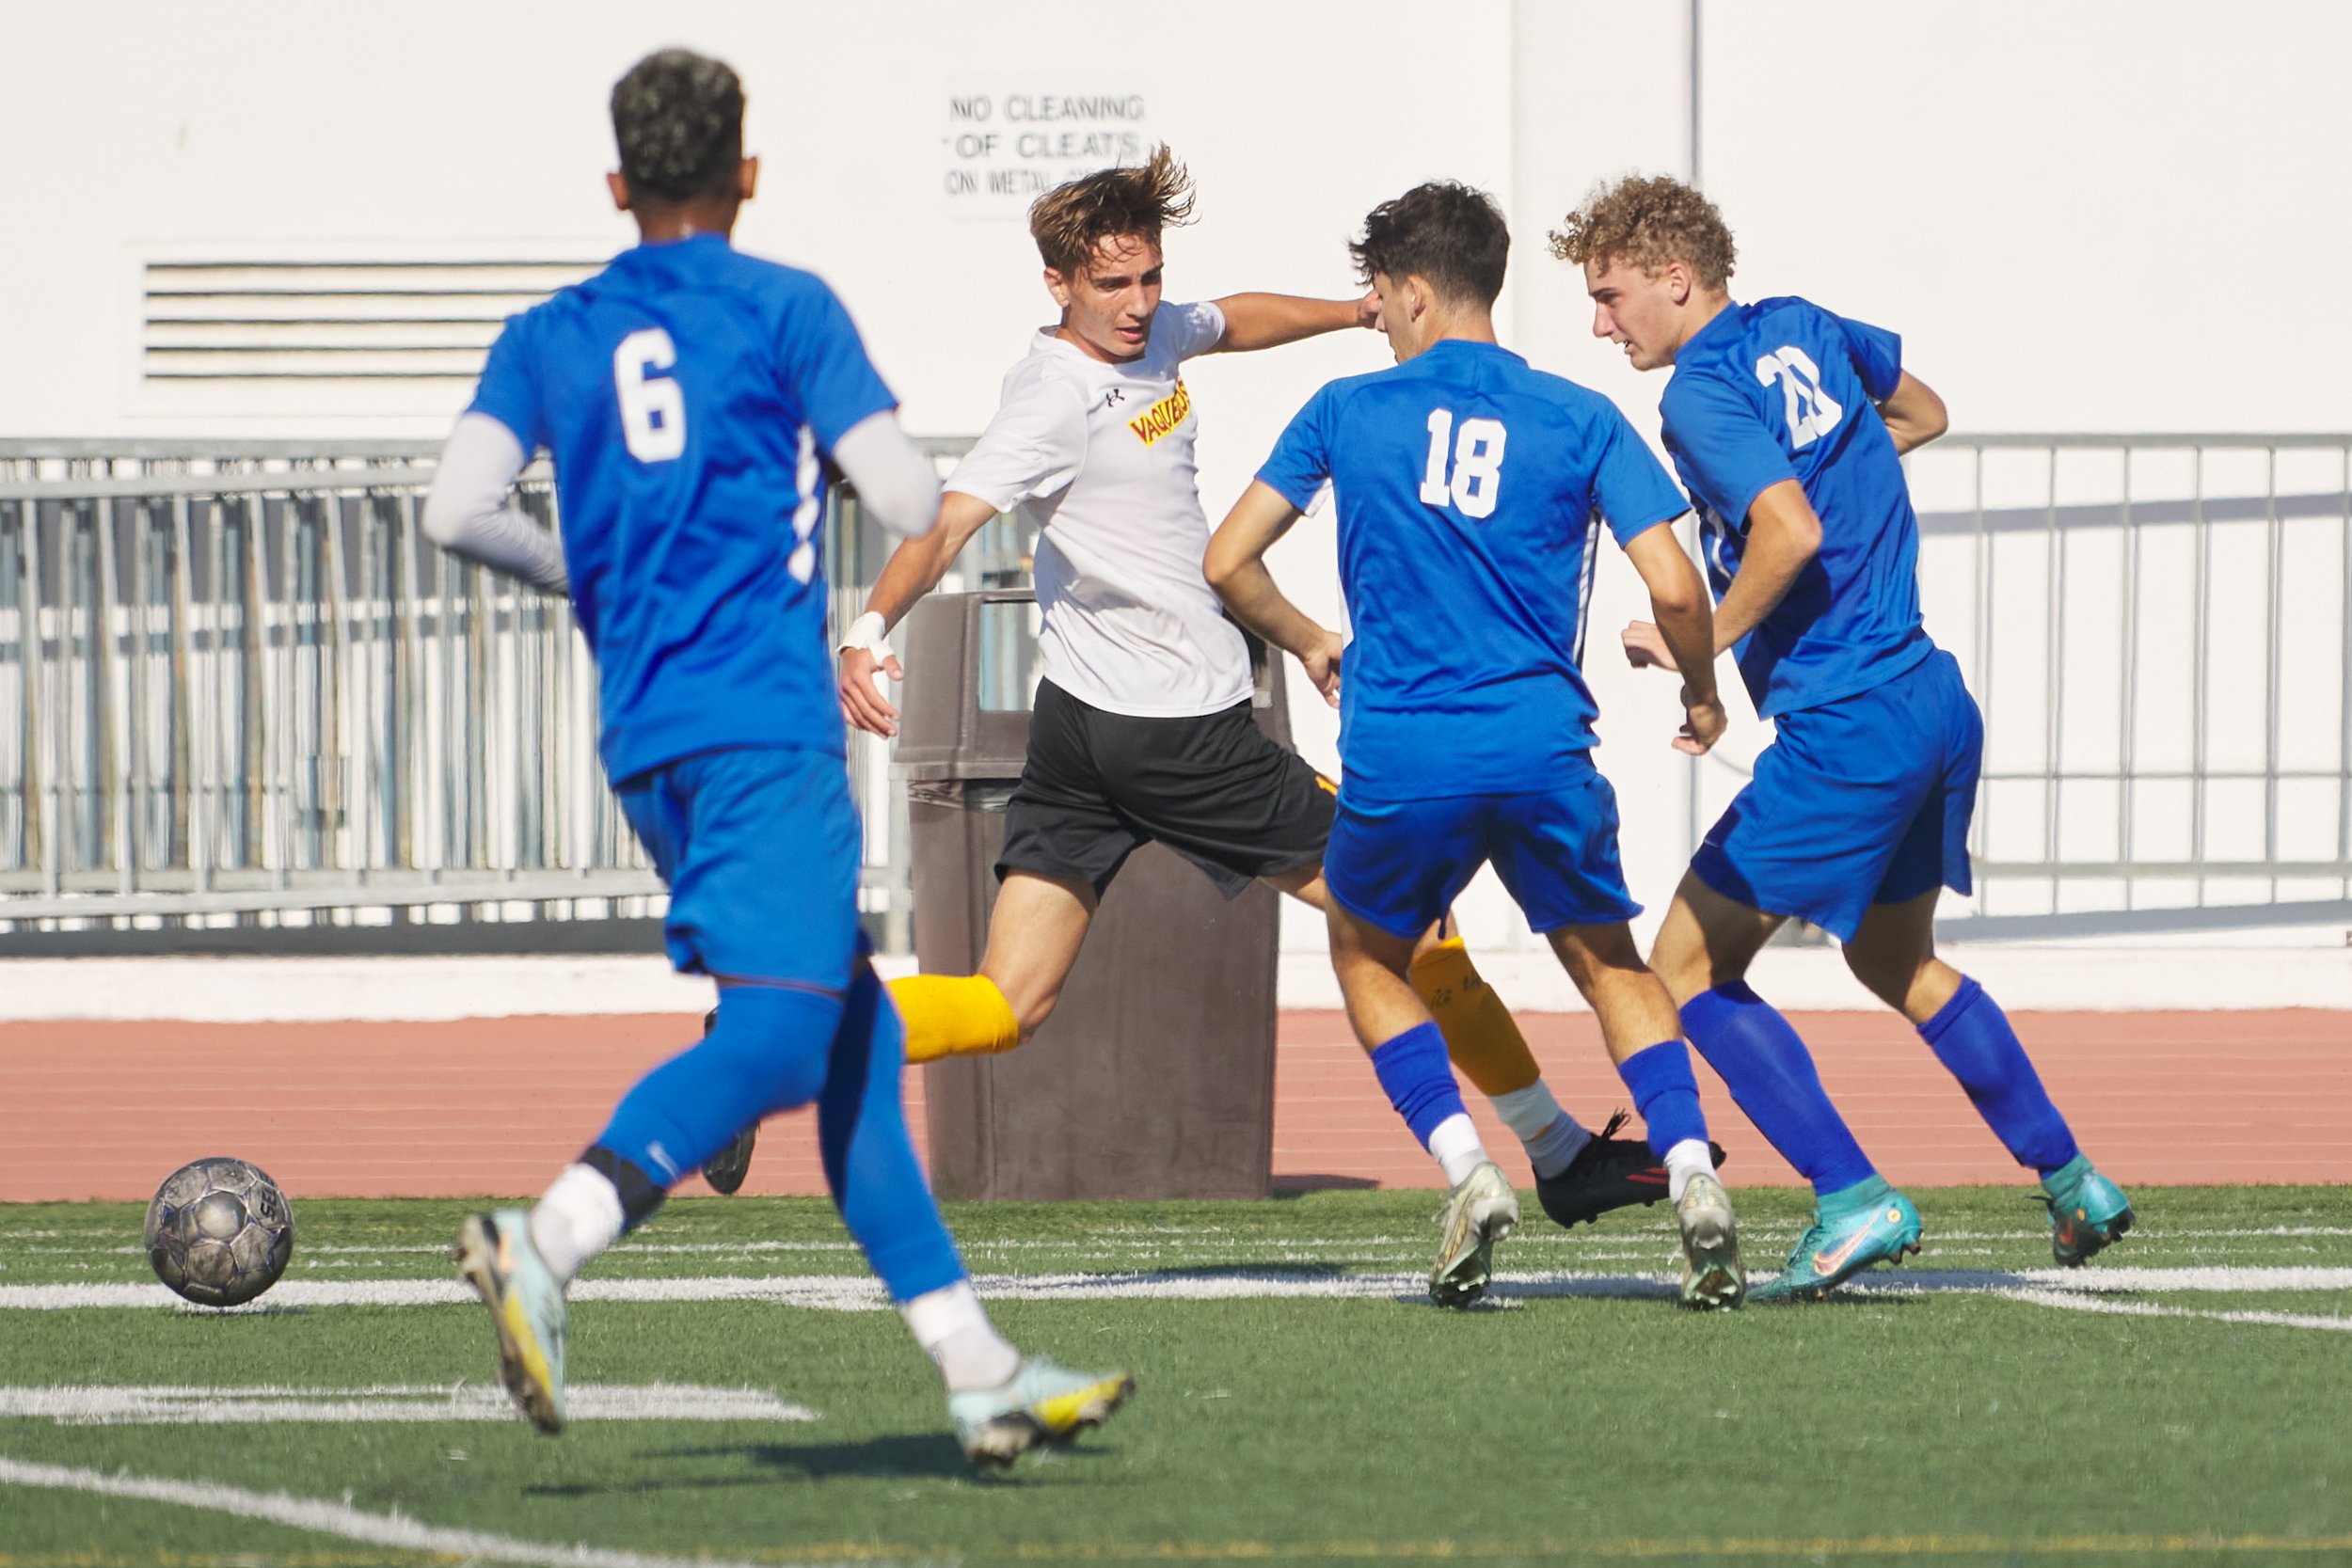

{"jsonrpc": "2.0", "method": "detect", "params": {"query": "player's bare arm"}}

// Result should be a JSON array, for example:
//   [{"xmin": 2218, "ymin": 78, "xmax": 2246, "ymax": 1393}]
[
  {"xmin": 1624, "ymin": 479, "xmax": 1822, "ymax": 671},
  {"xmin": 838, "ymin": 489, "xmax": 999, "ymax": 737},
  {"xmin": 1877, "ymin": 371, "xmax": 1948, "ymax": 455},
  {"xmin": 1620, "ymin": 521, "xmax": 1724, "ymax": 754},
  {"xmin": 1204, "ymin": 480, "xmax": 1343, "ymax": 705},
  {"xmin": 1204, "ymin": 289, "xmax": 1382, "ymax": 353}
]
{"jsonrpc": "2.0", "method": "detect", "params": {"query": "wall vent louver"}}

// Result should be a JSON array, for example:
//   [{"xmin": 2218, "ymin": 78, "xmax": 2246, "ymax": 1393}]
[{"xmin": 141, "ymin": 259, "xmax": 601, "ymax": 382}]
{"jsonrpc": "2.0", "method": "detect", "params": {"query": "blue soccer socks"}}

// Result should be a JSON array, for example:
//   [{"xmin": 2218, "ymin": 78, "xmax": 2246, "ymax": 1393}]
[
  {"xmin": 818, "ymin": 963, "xmax": 967, "ymax": 1304},
  {"xmin": 1371, "ymin": 1021, "xmax": 1470, "ymax": 1148},
  {"xmin": 1918, "ymin": 976, "xmax": 2080, "ymax": 1176},
  {"xmin": 595, "ymin": 984, "xmax": 840, "ymax": 1191},
  {"xmin": 1615, "ymin": 1040, "xmax": 1709, "ymax": 1160},
  {"xmin": 1371, "ymin": 1021, "xmax": 1490, "ymax": 1186},
  {"xmin": 1681, "ymin": 981, "xmax": 1878, "ymax": 1196}
]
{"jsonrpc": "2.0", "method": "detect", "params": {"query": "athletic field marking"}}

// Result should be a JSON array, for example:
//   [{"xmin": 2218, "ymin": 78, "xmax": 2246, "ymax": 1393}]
[
  {"xmin": 0, "ymin": 1382, "xmax": 814, "ymax": 1426},
  {"xmin": 1994, "ymin": 1289, "xmax": 2352, "ymax": 1334},
  {"xmin": 2, "ymin": 1264, "xmax": 2345, "ymax": 1315},
  {"xmin": 0, "ymin": 1457, "xmax": 876, "ymax": 1568}
]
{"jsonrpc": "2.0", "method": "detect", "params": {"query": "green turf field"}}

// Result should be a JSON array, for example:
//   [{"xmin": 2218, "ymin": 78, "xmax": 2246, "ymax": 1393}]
[{"xmin": 3, "ymin": 1185, "xmax": 2348, "ymax": 1566}]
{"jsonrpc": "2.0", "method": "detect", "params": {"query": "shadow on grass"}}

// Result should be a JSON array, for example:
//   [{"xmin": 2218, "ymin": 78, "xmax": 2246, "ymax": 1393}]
[{"xmin": 1268, "ymin": 1175, "xmax": 1380, "ymax": 1196}]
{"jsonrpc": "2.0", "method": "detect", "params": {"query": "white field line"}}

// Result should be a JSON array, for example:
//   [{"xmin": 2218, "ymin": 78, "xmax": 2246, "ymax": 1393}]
[
  {"xmin": 15, "ymin": 1224, "xmax": 2351, "ymax": 1263},
  {"xmin": 0, "ymin": 1456, "xmax": 860, "ymax": 1568},
  {"xmin": 1995, "ymin": 1288, "xmax": 2352, "ymax": 1333},
  {"xmin": 1, "ymin": 1265, "xmax": 2347, "ymax": 1314},
  {"xmin": 0, "ymin": 1382, "xmax": 813, "ymax": 1426}
]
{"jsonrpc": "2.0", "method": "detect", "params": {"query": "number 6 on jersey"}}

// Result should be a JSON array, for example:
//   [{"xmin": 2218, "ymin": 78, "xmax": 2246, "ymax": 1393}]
[
  {"xmin": 614, "ymin": 327, "xmax": 687, "ymax": 462},
  {"xmin": 1418, "ymin": 409, "xmax": 1507, "ymax": 519}
]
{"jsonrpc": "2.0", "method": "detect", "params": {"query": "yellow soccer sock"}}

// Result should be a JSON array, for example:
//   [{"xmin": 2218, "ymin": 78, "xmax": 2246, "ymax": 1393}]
[
  {"xmin": 1410, "ymin": 938, "xmax": 1544, "ymax": 1096},
  {"xmin": 889, "ymin": 974, "xmax": 1023, "ymax": 1065}
]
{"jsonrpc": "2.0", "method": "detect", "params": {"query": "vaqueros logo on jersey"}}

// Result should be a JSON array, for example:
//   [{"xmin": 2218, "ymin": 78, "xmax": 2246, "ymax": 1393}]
[{"xmin": 1127, "ymin": 380, "xmax": 1193, "ymax": 447}]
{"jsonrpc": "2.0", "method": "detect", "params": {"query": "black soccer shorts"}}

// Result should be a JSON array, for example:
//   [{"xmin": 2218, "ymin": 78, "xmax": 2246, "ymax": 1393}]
[{"xmin": 995, "ymin": 678, "xmax": 1336, "ymax": 898}]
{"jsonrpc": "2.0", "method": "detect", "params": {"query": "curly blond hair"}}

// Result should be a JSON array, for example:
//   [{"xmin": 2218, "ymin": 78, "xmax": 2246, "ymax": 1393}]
[
  {"xmin": 1028, "ymin": 144, "xmax": 1196, "ymax": 276},
  {"xmin": 1549, "ymin": 174, "xmax": 1737, "ymax": 291}
]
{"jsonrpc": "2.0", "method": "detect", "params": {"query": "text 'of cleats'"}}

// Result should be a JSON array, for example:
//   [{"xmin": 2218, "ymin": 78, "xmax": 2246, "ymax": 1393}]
[
  {"xmin": 1429, "ymin": 1161, "xmax": 1518, "ymax": 1308},
  {"xmin": 1534, "ymin": 1110, "xmax": 1731, "ymax": 1230},
  {"xmin": 1748, "ymin": 1186, "xmax": 1924, "ymax": 1306},
  {"xmin": 1674, "ymin": 1172, "xmax": 1745, "ymax": 1311},
  {"xmin": 948, "ymin": 1358, "xmax": 1136, "ymax": 1472},
  {"xmin": 453, "ymin": 1211, "xmax": 569, "ymax": 1435},
  {"xmin": 2040, "ymin": 1157, "xmax": 2136, "ymax": 1267}
]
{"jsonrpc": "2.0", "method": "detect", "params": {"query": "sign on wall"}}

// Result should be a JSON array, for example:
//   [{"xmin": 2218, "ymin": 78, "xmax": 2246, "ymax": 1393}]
[{"xmin": 941, "ymin": 87, "xmax": 1157, "ymax": 221}]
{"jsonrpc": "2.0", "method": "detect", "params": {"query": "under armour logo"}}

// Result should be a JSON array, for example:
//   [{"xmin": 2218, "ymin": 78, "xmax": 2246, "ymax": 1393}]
[{"xmin": 1104, "ymin": 388, "xmax": 1126, "ymax": 407}]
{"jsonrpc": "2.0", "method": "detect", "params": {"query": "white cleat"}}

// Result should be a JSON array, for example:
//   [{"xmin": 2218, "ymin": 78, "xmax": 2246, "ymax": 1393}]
[
  {"xmin": 1429, "ymin": 1161, "xmax": 1518, "ymax": 1308},
  {"xmin": 1674, "ymin": 1172, "xmax": 1745, "ymax": 1311}
]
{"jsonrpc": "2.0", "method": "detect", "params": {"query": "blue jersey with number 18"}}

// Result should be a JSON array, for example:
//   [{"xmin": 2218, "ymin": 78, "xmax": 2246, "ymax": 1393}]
[
  {"xmin": 1256, "ymin": 339, "xmax": 1688, "ymax": 803},
  {"xmin": 1660, "ymin": 295, "xmax": 1933, "ymax": 721},
  {"xmin": 469, "ymin": 233, "xmax": 896, "ymax": 782}
]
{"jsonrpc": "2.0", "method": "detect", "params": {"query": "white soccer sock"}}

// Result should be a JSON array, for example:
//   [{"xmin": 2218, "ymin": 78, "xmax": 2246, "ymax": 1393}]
[
  {"xmin": 1662, "ymin": 1138, "xmax": 1715, "ymax": 1203},
  {"xmin": 1489, "ymin": 1083, "xmax": 1592, "ymax": 1180},
  {"xmin": 900, "ymin": 1279, "xmax": 1022, "ymax": 1394},
  {"xmin": 528, "ymin": 1163, "xmax": 626, "ymax": 1284},
  {"xmin": 1426, "ymin": 1113, "xmax": 1490, "ymax": 1189}
]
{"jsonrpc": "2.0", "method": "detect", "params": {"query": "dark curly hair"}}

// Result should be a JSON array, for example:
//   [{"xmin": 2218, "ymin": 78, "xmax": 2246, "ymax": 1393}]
[
  {"xmin": 1549, "ymin": 174, "xmax": 1738, "ymax": 291},
  {"xmin": 1348, "ymin": 182, "xmax": 1509, "ymax": 309},
  {"xmin": 1028, "ymin": 144, "xmax": 1196, "ymax": 275},
  {"xmin": 610, "ymin": 49, "xmax": 744, "ymax": 205}
]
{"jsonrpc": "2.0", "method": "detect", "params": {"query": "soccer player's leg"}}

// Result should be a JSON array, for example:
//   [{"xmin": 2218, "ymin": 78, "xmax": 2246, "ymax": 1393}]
[
  {"xmin": 1657, "ymin": 710, "xmax": 1928, "ymax": 1301},
  {"xmin": 1323, "ymin": 795, "xmax": 1517, "ymax": 1307},
  {"xmin": 1844, "ymin": 657, "xmax": 2133, "ymax": 1264},
  {"xmin": 1116, "ymin": 700, "xmax": 1616, "ymax": 1198},
  {"xmin": 1488, "ymin": 768, "xmax": 1741, "ymax": 1308},
  {"xmin": 456, "ymin": 749, "xmax": 860, "ymax": 1432},
  {"xmin": 891, "ymin": 682, "xmax": 1129, "ymax": 1063},
  {"xmin": 820, "ymin": 952, "xmax": 1132, "ymax": 1467}
]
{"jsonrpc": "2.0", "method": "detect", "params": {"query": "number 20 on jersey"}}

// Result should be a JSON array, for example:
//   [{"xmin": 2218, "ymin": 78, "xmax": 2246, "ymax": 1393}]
[{"xmin": 1419, "ymin": 409, "xmax": 1507, "ymax": 519}]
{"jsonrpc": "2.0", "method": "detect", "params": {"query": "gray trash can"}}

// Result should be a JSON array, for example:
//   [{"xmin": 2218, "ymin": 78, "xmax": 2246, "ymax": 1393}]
[{"xmin": 893, "ymin": 590, "xmax": 1286, "ymax": 1201}]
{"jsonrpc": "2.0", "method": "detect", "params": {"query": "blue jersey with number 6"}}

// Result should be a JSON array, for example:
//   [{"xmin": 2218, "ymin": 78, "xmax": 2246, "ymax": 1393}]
[
  {"xmin": 1256, "ymin": 339, "xmax": 1687, "ymax": 803},
  {"xmin": 469, "ymin": 233, "xmax": 896, "ymax": 782},
  {"xmin": 1660, "ymin": 296, "xmax": 1932, "ymax": 720}
]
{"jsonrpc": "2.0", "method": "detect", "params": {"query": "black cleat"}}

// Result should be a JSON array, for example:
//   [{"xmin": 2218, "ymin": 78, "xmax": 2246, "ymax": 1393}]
[
  {"xmin": 1535, "ymin": 1110, "xmax": 1728, "ymax": 1230},
  {"xmin": 694, "ymin": 1007, "xmax": 758, "ymax": 1196}
]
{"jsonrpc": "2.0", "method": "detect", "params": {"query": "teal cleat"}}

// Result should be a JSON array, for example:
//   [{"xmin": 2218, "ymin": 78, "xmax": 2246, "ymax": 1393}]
[
  {"xmin": 948, "ymin": 1356, "xmax": 1136, "ymax": 1472},
  {"xmin": 2040, "ymin": 1155, "xmax": 2135, "ymax": 1267},
  {"xmin": 453, "ymin": 1210, "xmax": 569, "ymax": 1434},
  {"xmin": 1749, "ymin": 1179, "xmax": 1924, "ymax": 1304}
]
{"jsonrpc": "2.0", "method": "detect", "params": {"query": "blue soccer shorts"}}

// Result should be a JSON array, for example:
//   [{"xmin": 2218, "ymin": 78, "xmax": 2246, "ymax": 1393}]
[
  {"xmin": 1326, "ymin": 761, "xmax": 1644, "ymax": 942},
  {"xmin": 1691, "ymin": 647, "xmax": 1981, "ymax": 942},
  {"xmin": 614, "ymin": 744, "xmax": 864, "ymax": 992}
]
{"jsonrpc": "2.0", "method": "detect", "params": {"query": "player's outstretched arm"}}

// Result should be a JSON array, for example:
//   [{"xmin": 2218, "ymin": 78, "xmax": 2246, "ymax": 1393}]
[
  {"xmin": 421, "ymin": 413, "xmax": 568, "ymax": 593},
  {"xmin": 1876, "ymin": 372, "xmax": 1948, "ymax": 455},
  {"xmin": 1206, "ymin": 291, "xmax": 1381, "ymax": 355},
  {"xmin": 1622, "ymin": 522, "xmax": 1725, "ymax": 755},
  {"xmin": 837, "ymin": 489, "xmax": 999, "ymax": 738},
  {"xmin": 1205, "ymin": 481, "xmax": 1343, "ymax": 705}
]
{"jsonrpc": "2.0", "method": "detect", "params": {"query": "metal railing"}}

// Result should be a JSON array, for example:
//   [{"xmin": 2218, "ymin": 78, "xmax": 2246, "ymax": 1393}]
[
  {"xmin": 0, "ymin": 438, "xmax": 1009, "ymax": 945},
  {"xmin": 10, "ymin": 434, "xmax": 2344, "ymax": 946},
  {"xmin": 1907, "ymin": 434, "xmax": 2351, "ymax": 934}
]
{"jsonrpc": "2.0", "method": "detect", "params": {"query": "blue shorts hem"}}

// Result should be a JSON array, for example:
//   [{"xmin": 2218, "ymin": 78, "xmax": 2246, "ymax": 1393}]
[{"xmin": 1326, "ymin": 883, "xmax": 1432, "ymax": 944}]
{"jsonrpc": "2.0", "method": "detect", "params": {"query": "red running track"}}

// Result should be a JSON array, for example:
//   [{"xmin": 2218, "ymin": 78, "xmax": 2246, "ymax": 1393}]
[{"xmin": 2, "ymin": 1009, "xmax": 2345, "ymax": 1203}]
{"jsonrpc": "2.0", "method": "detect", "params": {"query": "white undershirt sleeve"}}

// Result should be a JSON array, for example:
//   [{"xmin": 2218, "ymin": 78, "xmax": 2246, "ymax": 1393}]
[
  {"xmin": 831, "ymin": 410, "xmax": 941, "ymax": 539},
  {"xmin": 421, "ymin": 413, "xmax": 567, "ymax": 593}
]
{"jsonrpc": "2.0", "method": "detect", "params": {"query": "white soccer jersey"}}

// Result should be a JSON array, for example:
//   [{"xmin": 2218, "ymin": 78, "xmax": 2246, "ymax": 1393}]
[{"xmin": 946, "ymin": 301, "xmax": 1254, "ymax": 719}]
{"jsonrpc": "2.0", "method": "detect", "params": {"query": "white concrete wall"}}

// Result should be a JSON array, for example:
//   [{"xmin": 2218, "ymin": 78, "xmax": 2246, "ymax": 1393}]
[{"xmin": 6, "ymin": 0, "xmax": 2348, "ymax": 984}]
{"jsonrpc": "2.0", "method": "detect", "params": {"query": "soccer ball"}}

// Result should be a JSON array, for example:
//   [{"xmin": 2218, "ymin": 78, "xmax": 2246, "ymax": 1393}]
[{"xmin": 144, "ymin": 1157, "xmax": 295, "ymax": 1307}]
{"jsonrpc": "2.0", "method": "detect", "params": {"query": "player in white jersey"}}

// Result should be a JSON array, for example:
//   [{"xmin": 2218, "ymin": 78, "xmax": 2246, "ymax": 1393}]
[{"xmin": 837, "ymin": 149, "xmax": 1705, "ymax": 1244}]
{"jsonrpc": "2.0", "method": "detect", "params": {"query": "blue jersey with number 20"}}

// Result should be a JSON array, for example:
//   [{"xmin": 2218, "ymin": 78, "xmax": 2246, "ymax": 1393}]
[
  {"xmin": 1257, "ymin": 340, "xmax": 1688, "ymax": 802},
  {"xmin": 469, "ymin": 233, "xmax": 896, "ymax": 782},
  {"xmin": 1660, "ymin": 296, "xmax": 1932, "ymax": 719}
]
